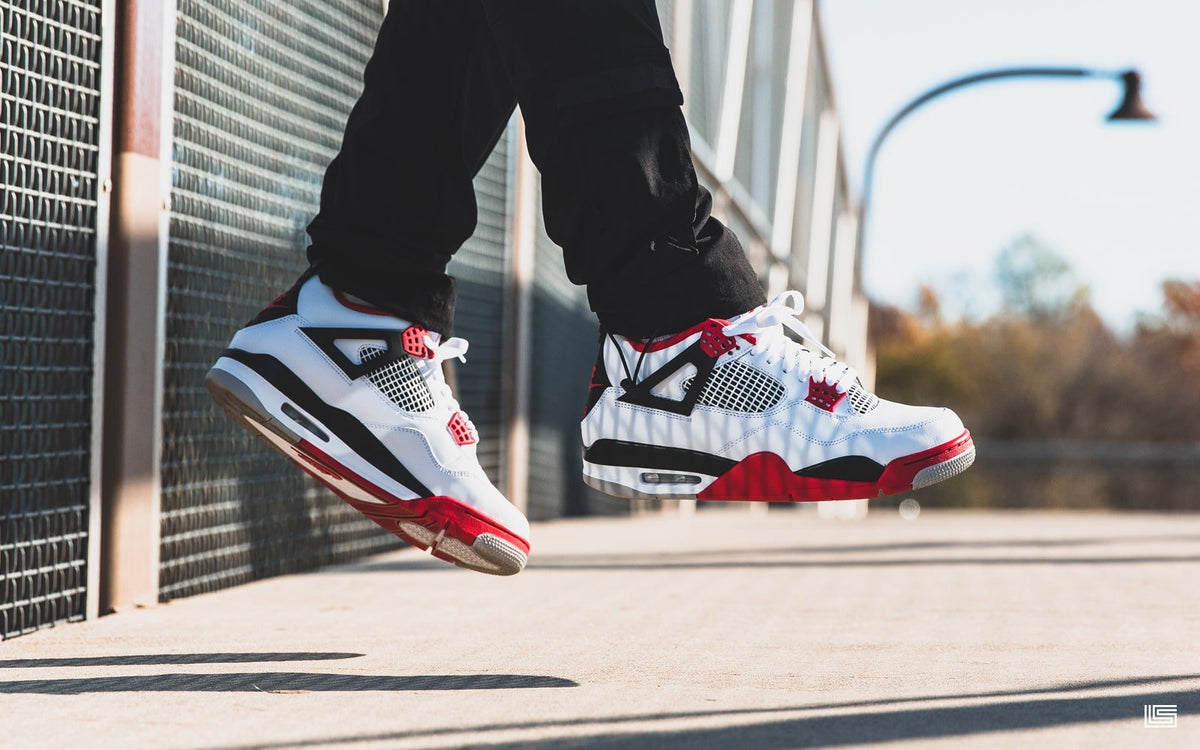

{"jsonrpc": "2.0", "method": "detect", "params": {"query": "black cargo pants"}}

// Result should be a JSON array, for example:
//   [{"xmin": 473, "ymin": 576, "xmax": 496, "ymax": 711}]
[{"xmin": 306, "ymin": 0, "xmax": 766, "ymax": 338}]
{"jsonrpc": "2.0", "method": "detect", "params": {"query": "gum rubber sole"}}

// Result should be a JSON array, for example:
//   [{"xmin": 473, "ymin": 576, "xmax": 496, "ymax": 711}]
[{"xmin": 206, "ymin": 366, "xmax": 528, "ymax": 576}]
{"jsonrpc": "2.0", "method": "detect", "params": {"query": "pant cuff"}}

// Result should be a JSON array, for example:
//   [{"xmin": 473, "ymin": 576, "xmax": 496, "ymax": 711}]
[{"xmin": 311, "ymin": 258, "xmax": 457, "ymax": 337}]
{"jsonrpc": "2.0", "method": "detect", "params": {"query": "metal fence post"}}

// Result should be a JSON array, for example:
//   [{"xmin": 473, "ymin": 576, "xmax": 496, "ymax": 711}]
[
  {"xmin": 503, "ymin": 119, "xmax": 537, "ymax": 515},
  {"xmin": 87, "ymin": 0, "xmax": 118, "ymax": 621},
  {"xmin": 801, "ymin": 108, "xmax": 840, "ymax": 338},
  {"xmin": 713, "ymin": 0, "xmax": 754, "ymax": 183},
  {"xmin": 100, "ymin": 0, "xmax": 176, "ymax": 612},
  {"xmin": 826, "ymin": 209, "xmax": 859, "ymax": 356},
  {"xmin": 769, "ymin": 0, "xmax": 813, "ymax": 261}
]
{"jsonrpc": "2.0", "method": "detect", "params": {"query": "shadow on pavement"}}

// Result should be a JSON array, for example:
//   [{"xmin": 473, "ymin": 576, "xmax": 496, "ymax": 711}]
[
  {"xmin": 0, "ymin": 652, "xmax": 364, "ymax": 668},
  {"xmin": 0, "ymin": 672, "xmax": 579, "ymax": 694},
  {"xmin": 223, "ymin": 673, "xmax": 1198, "ymax": 748},
  {"xmin": 333, "ymin": 557, "xmax": 450, "ymax": 573},
  {"xmin": 345, "ymin": 534, "xmax": 1200, "ymax": 574},
  {"xmin": 475, "ymin": 687, "xmax": 1200, "ymax": 749},
  {"xmin": 519, "ymin": 554, "xmax": 1200, "ymax": 572}
]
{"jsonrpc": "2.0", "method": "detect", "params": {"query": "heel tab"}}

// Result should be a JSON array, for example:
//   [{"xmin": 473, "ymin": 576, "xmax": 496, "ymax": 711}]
[
  {"xmin": 295, "ymin": 275, "xmax": 414, "ymax": 329},
  {"xmin": 244, "ymin": 271, "xmax": 310, "ymax": 326},
  {"xmin": 332, "ymin": 289, "xmax": 394, "ymax": 317}
]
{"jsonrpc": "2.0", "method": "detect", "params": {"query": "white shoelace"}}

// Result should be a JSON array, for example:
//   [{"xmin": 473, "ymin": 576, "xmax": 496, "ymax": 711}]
[
  {"xmin": 419, "ymin": 334, "xmax": 477, "ymax": 434},
  {"xmin": 425, "ymin": 334, "xmax": 469, "ymax": 368},
  {"xmin": 721, "ymin": 291, "xmax": 858, "ymax": 391}
]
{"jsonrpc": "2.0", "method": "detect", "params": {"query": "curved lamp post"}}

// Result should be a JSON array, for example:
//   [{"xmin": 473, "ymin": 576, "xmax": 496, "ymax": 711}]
[{"xmin": 856, "ymin": 67, "xmax": 1155, "ymax": 263}]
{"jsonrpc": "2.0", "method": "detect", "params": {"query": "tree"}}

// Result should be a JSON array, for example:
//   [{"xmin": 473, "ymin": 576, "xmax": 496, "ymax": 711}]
[
  {"xmin": 994, "ymin": 235, "xmax": 1088, "ymax": 321},
  {"xmin": 1160, "ymin": 280, "xmax": 1200, "ymax": 334},
  {"xmin": 872, "ymin": 240, "xmax": 1200, "ymax": 510}
]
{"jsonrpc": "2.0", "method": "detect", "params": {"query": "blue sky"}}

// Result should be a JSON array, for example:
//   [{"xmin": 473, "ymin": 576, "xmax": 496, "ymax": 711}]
[{"xmin": 818, "ymin": 0, "xmax": 1200, "ymax": 328}]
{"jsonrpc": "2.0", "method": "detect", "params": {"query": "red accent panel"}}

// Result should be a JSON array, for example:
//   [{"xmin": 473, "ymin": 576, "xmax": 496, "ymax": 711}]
[
  {"xmin": 697, "ymin": 320, "xmax": 738, "ymax": 358},
  {"xmin": 583, "ymin": 365, "xmax": 606, "ymax": 417},
  {"xmin": 401, "ymin": 326, "xmax": 433, "ymax": 358},
  {"xmin": 697, "ymin": 431, "xmax": 974, "ymax": 503},
  {"xmin": 334, "ymin": 290, "xmax": 394, "ymax": 317},
  {"xmin": 624, "ymin": 320, "xmax": 712, "ymax": 353},
  {"xmin": 697, "ymin": 452, "xmax": 877, "ymax": 502},
  {"xmin": 804, "ymin": 377, "xmax": 846, "ymax": 412},
  {"xmin": 296, "ymin": 451, "xmax": 343, "ymax": 481},
  {"xmin": 875, "ymin": 430, "xmax": 974, "ymax": 495},
  {"xmin": 588, "ymin": 364, "xmax": 604, "ymax": 389},
  {"xmin": 294, "ymin": 440, "xmax": 529, "ymax": 555},
  {"xmin": 245, "ymin": 292, "xmax": 296, "ymax": 326},
  {"xmin": 624, "ymin": 317, "xmax": 755, "ymax": 354},
  {"xmin": 447, "ymin": 411, "xmax": 477, "ymax": 446}
]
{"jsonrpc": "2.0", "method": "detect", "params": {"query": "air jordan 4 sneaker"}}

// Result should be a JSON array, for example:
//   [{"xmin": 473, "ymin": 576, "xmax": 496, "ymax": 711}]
[
  {"xmin": 581, "ymin": 291, "xmax": 975, "ymax": 502},
  {"xmin": 206, "ymin": 276, "xmax": 530, "ymax": 575}
]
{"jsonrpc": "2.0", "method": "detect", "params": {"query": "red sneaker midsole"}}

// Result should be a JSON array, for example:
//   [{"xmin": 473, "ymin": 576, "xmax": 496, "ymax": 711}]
[
  {"xmin": 697, "ymin": 430, "xmax": 974, "ymax": 502},
  {"xmin": 290, "ymin": 438, "xmax": 530, "ymax": 555}
]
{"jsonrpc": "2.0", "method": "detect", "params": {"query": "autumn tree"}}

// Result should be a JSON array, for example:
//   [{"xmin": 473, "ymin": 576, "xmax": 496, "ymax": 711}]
[{"xmin": 869, "ymin": 237, "xmax": 1200, "ymax": 509}]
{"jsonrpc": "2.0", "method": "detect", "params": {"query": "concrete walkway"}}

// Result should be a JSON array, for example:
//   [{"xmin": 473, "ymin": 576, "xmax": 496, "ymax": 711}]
[{"xmin": 2, "ymin": 509, "xmax": 1197, "ymax": 749}]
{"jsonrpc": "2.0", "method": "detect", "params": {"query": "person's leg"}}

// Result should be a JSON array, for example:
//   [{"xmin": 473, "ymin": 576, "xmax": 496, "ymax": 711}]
[
  {"xmin": 474, "ymin": 3, "xmax": 976, "ymax": 504},
  {"xmin": 480, "ymin": 0, "xmax": 766, "ymax": 339},
  {"xmin": 306, "ymin": 0, "xmax": 517, "ymax": 336},
  {"xmin": 210, "ymin": 1, "xmax": 531, "ymax": 575}
]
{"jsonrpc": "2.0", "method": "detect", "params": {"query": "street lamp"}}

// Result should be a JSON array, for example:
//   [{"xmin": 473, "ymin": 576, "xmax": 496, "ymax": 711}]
[{"xmin": 856, "ymin": 66, "xmax": 1155, "ymax": 264}]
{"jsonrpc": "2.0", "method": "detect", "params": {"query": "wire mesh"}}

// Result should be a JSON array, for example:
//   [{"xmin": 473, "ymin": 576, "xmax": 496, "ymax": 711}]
[
  {"xmin": 0, "ymin": 0, "xmax": 103, "ymax": 639},
  {"xmin": 160, "ymin": 0, "xmax": 397, "ymax": 601}
]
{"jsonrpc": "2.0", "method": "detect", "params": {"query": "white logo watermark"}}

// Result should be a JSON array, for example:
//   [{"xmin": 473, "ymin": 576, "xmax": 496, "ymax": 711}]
[{"xmin": 1143, "ymin": 704, "xmax": 1177, "ymax": 729}]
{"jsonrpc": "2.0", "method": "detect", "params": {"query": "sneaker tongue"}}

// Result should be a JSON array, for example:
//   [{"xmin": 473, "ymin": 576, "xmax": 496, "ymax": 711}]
[{"xmin": 725, "ymin": 305, "xmax": 764, "ymax": 327}]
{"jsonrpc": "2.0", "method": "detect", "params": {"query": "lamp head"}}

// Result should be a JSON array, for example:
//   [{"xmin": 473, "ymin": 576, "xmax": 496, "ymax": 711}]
[{"xmin": 1108, "ymin": 69, "xmax": 1156, "ymax": 121}]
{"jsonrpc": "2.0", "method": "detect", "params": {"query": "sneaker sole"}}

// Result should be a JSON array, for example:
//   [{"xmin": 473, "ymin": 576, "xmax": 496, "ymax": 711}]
[
  {"xmin": 583, "ymin": 431, "xmax": 975, "ymax": 502},
  {"xmin": 206, "ymin": 362, "xmax": 528, "ymax": 576}
]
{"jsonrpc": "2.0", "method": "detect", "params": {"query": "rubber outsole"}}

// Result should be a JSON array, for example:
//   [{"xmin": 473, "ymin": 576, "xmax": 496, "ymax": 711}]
[
  {"xmin": 911, "ymin": 445, "xmax": 976, "ymax": 490},
  {"xmin": 583, "ymin": 431, "xmax": 976, "ymax": 503},
  {"xmin": 206, "ymin": 365, "xmax": 528, "ymax": 576}
]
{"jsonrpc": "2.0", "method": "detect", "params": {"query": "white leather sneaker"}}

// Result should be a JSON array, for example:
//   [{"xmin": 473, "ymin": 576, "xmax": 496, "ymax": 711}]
[
  {"xmin": 581, "ymin": 291, "xmax": 975, "ymax": 502},
  {"xmin": 207, "ymin": 275, "xmax": 530, "ymax": 575}
]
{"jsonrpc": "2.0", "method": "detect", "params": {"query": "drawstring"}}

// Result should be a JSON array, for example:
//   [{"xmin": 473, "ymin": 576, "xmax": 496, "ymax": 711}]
[
  {"xmin": 607, "ymin": 332, "xmax": 634, "ymax": 385},
  {"xmin": 610, "ymin": 328, "xmax": 665, "ymax": 387},
  {"xmin": 630, "ymin": 326, "xmax": 665, "ymax": 385}
]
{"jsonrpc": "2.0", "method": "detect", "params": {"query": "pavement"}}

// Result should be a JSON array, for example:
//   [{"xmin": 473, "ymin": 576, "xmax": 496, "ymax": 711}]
[{"xmin": 1, "ymin": 508, "xmax": 1198, "ymax": 749}]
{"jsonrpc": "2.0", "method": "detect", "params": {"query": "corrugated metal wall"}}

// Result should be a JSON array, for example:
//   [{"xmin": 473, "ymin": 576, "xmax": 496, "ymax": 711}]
[
  {"xmin": 446, "ymin": 130, "xmax": 512, "ymax": 490},
  {"xmin": 159, "ymin": 0, "xmax": 399, "ymax": 601},
  {"xmin": 526, "ymin": 182, "xmax": 625, "ymax": 521},
  {"xmin": 0, "ymin": 0, "xmax": 103, "ymax": 638},
  {"xmin": 159, "ymin": 2, "xmax": 522, "ymax": 599}
]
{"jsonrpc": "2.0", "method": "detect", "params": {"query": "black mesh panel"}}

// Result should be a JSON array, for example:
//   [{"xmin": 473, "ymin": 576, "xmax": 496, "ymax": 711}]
[
  {"xmin": 160, "ymin": 0, "xmax": 397, "ymax": 601},
  {"xmin": 0, "ymin": 0, "xmax": 102, "ymax": 639}
]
